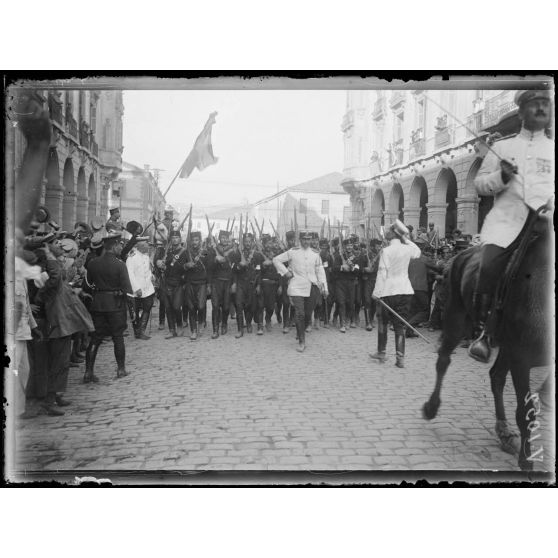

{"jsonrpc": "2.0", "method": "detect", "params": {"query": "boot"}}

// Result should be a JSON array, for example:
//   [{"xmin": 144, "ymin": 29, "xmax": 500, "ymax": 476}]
[
  {"xmin": 369, "ymin": 328, "xmax": 388, "ymax": 363},
  {"xmin": 235, "ymin": 314, "xmax": 244, "ymax": 338},
  {"xmin": 365, "ymin": 309, "xmax": 373, "ymax": 331},
  {"xmin": 265, "ymin": 316, "xmax": 272, "ymax": 332},
  {"xmin": 83, "ymin": 340, "xmax": 101, "ymax": 383},
  {"xmin": 137, "ymin": 312, "xmax": 151, "ymax": 340},
  {"xmin": 158, "ymin": 322, "xmax": 165, "ymax": 330},
  {"xmin": 313, "ymin": 318, "xmax": 319, "ymax": 330},
  {"xmin": 296, "ymin": 323, "xmax": 306, "ymax": 352},
  {"xmin": 165, "ymin": 328, "xmax": 177, "ymax": 339},
  {"xmin": 176, "ymin": 324, "xmax": 185, "ymax": 337},
  {"xmin": 211, "ymin": 311, "xmax": 220, "ymax": 339},
  {"xmin": 40, "ymin": 393, "xmax": 64, "ymax": 416},
  {"xmin": 468, "ymin": 293, "xmax": 492, "ymax": 363},
  {"xmin": 221, "ymin": 323, "xmax": 228, "ymax": 336},
  {"xmin": 114, "ymin": 337, "xmax": 128, "ymax": 378},
  {"xmin": 257, "ymin": 324, "xmax": 264, "ymax": 335},
  {"xmin": 395, "ymin": 333, "xmax": 405, "ymax": 368},
  {"xmin": 246, "ymin": 322, "xmax": 253, "ymax": 334},
  {"xmin": 190, "ymin": 315, "xmax": 198, "ymax": 340}
]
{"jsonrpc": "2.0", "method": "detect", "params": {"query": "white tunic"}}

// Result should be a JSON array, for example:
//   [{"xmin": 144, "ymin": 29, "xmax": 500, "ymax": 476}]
[
  {"xmin": 126, "ymin": 250, "xmax": 155, "ymax": 298},
  {"xmin": 273, "ymin": 247, "xmax": 328, "ymax": 297},
  {"xmin": 475, "ymin": 128, "xmax": 554, "ymax": 248},
  {"xmin": 373, "ymin": 238, "xmax": 421, "ymax": 298}
]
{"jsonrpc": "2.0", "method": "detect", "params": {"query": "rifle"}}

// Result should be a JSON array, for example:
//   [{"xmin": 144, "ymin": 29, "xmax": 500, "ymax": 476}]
[
  {"xmin": 320, "ymin": 218, "xmax": 325, "ymax": 240},
  {"xmin": 365, "ymin": 216, "xmax": 372, "ymax": 268},
  {"xmin": 269, "ymin": 220, "xmax": 287, "ymax": 251},
  {"xmin": 225, "ymin": 217, "xmax": 230, "ymax": 233},
  {"xmin": 229, "ymin": 216, "xmax": 236, "ymax": 234},
  {"xmin": 238, "ymin": 213, "xmax": 247, "ymax": 266},
  {"xmin": 205, "ymin": 214, "xmax": 215, "ymax": 247},
  {"xmin": 293, "ymin": 208, "xmax": 299, "ymax": 247},
  {"xmin": 169, "ymin": 204, "xmax": 193, "ymax": 267},
  {"xmin": 250, "ymin": 220, "xmax": 264, "ymax": 252},
  {"xmin": 327, "ymin": 216, "xmax": 331, "ymax": 241}
]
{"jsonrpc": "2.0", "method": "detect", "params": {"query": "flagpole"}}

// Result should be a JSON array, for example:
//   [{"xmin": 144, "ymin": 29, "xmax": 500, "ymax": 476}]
[{"xmin": 162, "ymin": 157, "xmax": 188, "ymax": 200}]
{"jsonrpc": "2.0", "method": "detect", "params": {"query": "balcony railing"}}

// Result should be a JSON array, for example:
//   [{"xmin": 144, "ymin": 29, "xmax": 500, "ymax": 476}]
[
  {"xmin": 47, "ymin": 94, "xmax": 63, "ymax": 125},
  {"xmin": 372, "ymin": 97, "xmax": 386, "ymax": 120},
  {"xmin": 80, "ymin": 127, "xmax": 90, "ymax": 150},
  {"xmin": 410, "ymin": 138, "xmax": 425, "ymax": 158},
  {"xmin": 465, "ymin": 112, "xmax": 484, "ymax": 136}
]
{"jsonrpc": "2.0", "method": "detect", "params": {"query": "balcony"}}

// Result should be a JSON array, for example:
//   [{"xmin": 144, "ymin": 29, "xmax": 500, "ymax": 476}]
[
  {"xmin": 47, "ymin": 93, "xmax": 63, "ymax": 125},
  {"xmin": 91, "ymin": 140, "xmax": 99, "ymax": 157},
  {"xmin": 66, "ymin": 114, "xmax": 78, "ymax": 138},
  {"xmin": 372, "ymin": 97, "xmax": 387, "ymax": 120},
  {"xmin": 410, "ymin": 138, "xmax": 425, "ymax": 158},
  {"xmin": 434, "ymin": 115, "xmax": 452, "ymax": 148},
  {"xmin": 389, "ymin": 91, "xmax": 406, "ymax": 109},
  {"xmin": 465, "ymin": 112, "xmax": 484, "ymax": 136}
]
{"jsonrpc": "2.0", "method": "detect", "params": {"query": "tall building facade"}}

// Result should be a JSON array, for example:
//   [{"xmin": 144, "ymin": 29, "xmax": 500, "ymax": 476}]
[
  {"xmin": 7, "ymin": 88, "xmax": 124, "ymax": 230},
  {"xmin": 341, "ymin": 89, "xmax": 523, "ymax": 239},
  {"xmin": 117, "ymin": 162, "xmax": 166, "ymax": 226}
]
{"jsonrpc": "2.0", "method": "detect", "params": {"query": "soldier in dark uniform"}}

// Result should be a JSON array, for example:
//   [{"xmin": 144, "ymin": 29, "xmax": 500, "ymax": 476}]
[
  {"xmin": 208, "ymin": 230, "xmax": 235, "ymax": 338},
  {"xmin": 260, "ymin": 233, "xmax": 281, "ymax": 332},
  {"xmin": 230, "ymin": 232, "xmax": 264, "ymax": 338},
  {"xmin": 279, "ymin": 230, "xmax": 296, "ymax": 334},
  {"xmin": 316, "ymin": 238, "xmax": 334, "ymax": 328},
  {"xmin": 361, "ymin": 238, "xmax": 382, "ymax": 331},
  {"xmin": 152, "ymin": 225, "xmax": 168, "ymax": 330},
  {"xmin": 161, "ymin": 229, "xmax": 188, "ymax": 338},
  {"xmin": 351, "ymin": 238, "xmax": 364, "ymax": 328},
  {"xmin": 184, "ymin": 231, "xmax": 210, "ymax": 340},
  {"xmin": 84, "ymin": 231, "xmax": 133, "ymax": 382},
  {"xmin": 332, "ymin": 238, "xmax": 359, "ymax": 333}
]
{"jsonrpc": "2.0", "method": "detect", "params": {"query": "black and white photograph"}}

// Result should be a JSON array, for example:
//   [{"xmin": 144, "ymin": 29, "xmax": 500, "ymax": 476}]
[{"xmin": 4, "ymin": 74, "xmax": 555, "ymax": 485}]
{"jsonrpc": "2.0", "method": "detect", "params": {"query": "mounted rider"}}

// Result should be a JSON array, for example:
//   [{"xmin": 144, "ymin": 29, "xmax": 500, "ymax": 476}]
[{"xmin": 469, "ymin": 89, "xmax": 554, "ymax": 362}]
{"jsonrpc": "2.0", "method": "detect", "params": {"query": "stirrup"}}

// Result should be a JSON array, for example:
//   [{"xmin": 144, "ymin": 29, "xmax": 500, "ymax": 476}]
[{"xmin": 468, "ymin": 331, "xmax": 491, "ymax": 363}]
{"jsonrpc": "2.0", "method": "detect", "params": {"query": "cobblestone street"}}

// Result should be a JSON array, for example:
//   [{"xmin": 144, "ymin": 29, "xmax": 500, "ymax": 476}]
[{"xmin": 11, "ymin": 305, "xmax": 554, "ymax": 477}]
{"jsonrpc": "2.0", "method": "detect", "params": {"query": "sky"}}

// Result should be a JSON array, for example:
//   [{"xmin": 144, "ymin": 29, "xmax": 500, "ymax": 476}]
[{"xmin": 122, "ymin": 89, "xmax": 345, "ymax": 209}]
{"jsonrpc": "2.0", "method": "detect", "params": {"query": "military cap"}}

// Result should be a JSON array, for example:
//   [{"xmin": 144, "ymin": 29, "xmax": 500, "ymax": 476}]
[
  {"xmin": 74, "ymin": 221, "xmax": 92, "ymax": 235},
  {"xmin": 285, "ymin": 230, "xmax": 296, "ymax": 240},
  {"xmin": 59, "ymin": 238, "xmax": 78, "ymax": 255},
  {"xmin": 169, "ymin": 229, "xmax": 182, "ymax": 238},
  {"xmin": 103, "ymin": 230, "xmax": 122, "ymax": 241},
  {"xmin": 218, "ymin": 230, "xmax": 230, "ymax": 239},
  {"xmin": 261, "ymin": 233, "xmax": 271, "ymax": 242},
  {"xmin": 190, "ymin": 231, "xmax": 202, "ymax": 240},
  {"xmin": 90, "ymin": 232, "xmax": 106, "ymax": 250},
  {"xmin": 342, "ymin": 238, "xmax": 351, "ymax": 246},
  {"xmin": 332, "ymin": 237, "xmax": 340, "ymax": 247},
  {"xmin": 319, "ymin": 238, "xmax": 329, "ymax": 248},
  {"xmin": 299, "ymin": 230, "xmax": 312, "ymax": 240},
  {"xmin": 109, "ymin": 207, "xmax": 120, "ymax": 215},
  {"xmin": 243, "ymin": 232, "xmax": 254, "ymax": 240},
  {"xmin": 35, "ymin": 205, "xmax": 50, "ymax": 223},
  {"xmin": 514, "ymin": 89, "xmax": 551, "ymax": 108}
]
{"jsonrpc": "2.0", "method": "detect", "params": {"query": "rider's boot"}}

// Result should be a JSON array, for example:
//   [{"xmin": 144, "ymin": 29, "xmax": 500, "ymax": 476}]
[{"xmin": 468, "ymin": 292, "xmax": 492, "ymax": 363}]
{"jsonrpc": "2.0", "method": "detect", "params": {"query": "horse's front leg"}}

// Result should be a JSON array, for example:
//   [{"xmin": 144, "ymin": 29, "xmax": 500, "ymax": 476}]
[
  {"xmin": 510, "ymin": 362, "xmax": 541, "ymax": 471},
  {"xmin": 489, "ymin": 349, "xmax": 520, "ymax": 455}
]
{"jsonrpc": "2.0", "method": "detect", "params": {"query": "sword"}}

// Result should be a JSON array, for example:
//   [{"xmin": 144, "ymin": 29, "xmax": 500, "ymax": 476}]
[{"xmin": 372, "ymin": 295, "xmax": 432, "ymax": 344}]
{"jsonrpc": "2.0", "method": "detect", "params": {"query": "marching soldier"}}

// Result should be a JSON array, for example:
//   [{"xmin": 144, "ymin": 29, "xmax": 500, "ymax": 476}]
[
  {"xmin": 160, "ymin": 229, "xmax": 188, "ymax": 338},
  {"xmin": 279, "ymin": 230, "xmax": 296, "ymax": 334},
  {"xmin": 152, "ymin": 223, "xmax": 168, "ymax": 330},
  {"xmin": 317, "ymin": 238, "xmax": 334, "ymax": 328},
  {"xmin": 230, "ymin": 232, "xmax": 264, "ymax": 337},
  {"xmin": 84, "ymin": 231, "xmax": 133, "ymax": 381},
  {"xmin": 273, "ymin": 230, "xmax": 328, "ymax": 352},
  {"xmin": 208, "ymin": 229, "xmax": 235, "ymax": 338},
  {"xmin": 361, "ymin": 238, "xmax": 382, "ymax": 331},
  {"xmin": 184, "ymin": 231, "xmax": 210, "ymax": 340},
  {"xmin": 260, "ymin": 233, "xmax": 281, "ymax": 332},
  {"xmin": 469, "ymin": 89, "xmax": 554, "ymax": 362},
  {"xmin": 369, "ymin": 221, "xmax": 421, "ymax": 368},
  {"xmin": 332, "ymin": 238, "xmax": 359, "ymax": 333}
]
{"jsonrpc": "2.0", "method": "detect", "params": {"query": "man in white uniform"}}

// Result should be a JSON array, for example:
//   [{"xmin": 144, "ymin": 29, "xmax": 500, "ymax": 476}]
[
  {"xmin": 273, "ymin": 230, "xmax": 328, "ymax": 352},
  {"xmin": 469, "ymin": 89, "xmax": 554, "ymax": 362},
  {"xmin": 126, "ymin": 237, "xmax": 155, "ymax": 340},
  {"xmin": 369, "ymin": 222, "xmax": 421, "ymax": 368}
]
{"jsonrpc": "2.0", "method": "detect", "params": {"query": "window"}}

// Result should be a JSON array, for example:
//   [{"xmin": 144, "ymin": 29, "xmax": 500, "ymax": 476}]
[
  {"xmin": 299, "ymin": 198, "xmax": 308, "ymax": 214},
  {"xmin": 395, "ymin": 112, "xmax": 404, "ymax": 142},
  {"xmin": 321, "ymin": 200, "xmax": 329, "ymax": 215},
  {"xmin": 342, "ymin": 206, "xmax": 351, "ymax": 224},
  {"xmin": 417, "ymin": 98, "xmax": 425, "ymax": 131}
]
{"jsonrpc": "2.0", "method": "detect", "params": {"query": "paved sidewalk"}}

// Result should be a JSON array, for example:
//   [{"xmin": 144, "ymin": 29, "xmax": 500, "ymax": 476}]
[{"xmin": 11, "ymin": 312, "xmax": 554, "ymax": 477}]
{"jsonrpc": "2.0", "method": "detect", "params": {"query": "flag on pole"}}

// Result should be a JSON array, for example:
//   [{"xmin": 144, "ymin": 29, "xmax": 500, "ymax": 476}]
[{"xmin": 179, "ymin": 112, "xmax": 219, "ymax": 179}]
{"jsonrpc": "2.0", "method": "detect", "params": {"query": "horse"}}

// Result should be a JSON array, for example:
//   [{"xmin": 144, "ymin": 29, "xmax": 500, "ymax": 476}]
[{"xmin": 422, "ymin": 208, "xmax": 554, "ymax": 471}]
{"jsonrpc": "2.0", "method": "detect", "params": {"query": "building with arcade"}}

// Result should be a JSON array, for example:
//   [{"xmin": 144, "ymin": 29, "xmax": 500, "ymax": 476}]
[{"xmin": 340, "ymin": 89, "xmax": 523, "ymax": 240}]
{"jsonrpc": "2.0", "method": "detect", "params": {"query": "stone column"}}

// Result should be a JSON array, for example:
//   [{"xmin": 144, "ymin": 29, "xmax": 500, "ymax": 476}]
[
  {"xmin": 426, "ymin": 202, "xmax": 447, "ymax": 238},
  {"xmin": 403, "ymin": 207, "xmax": 421, "ymax": 232},
  {"xmin": 44, "ymin": 187, "xmax": 64, "ymax": 224},
  {"xmin": 456, "ymin": 196, "xmax": 479, "ymax": 236},
  {"xmin": 76, "ymin": 195, "xmax": 89, "ymax": 223},
  {"xmin": 62, "ymin": 192, "xmax": 77, "ymax": 230}
]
